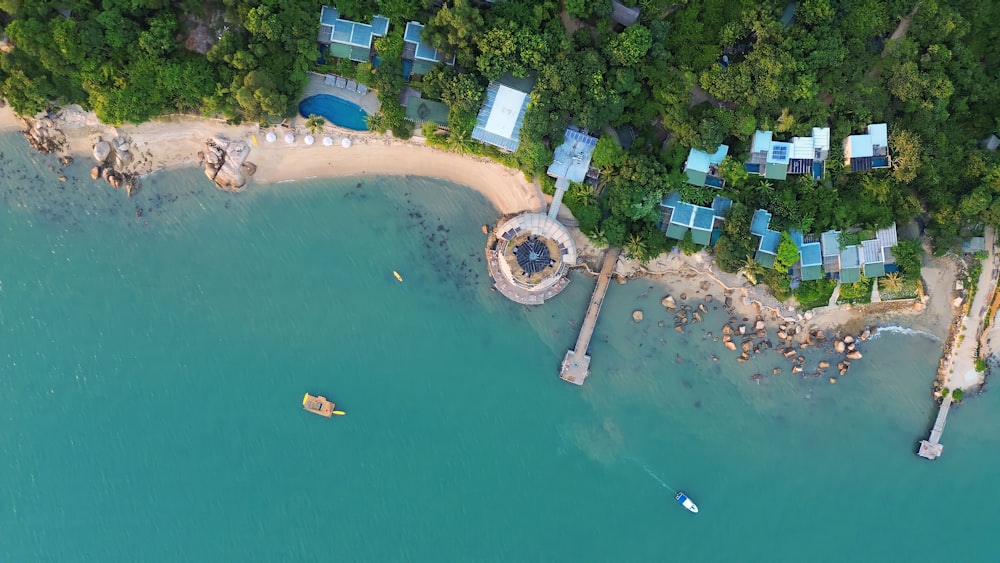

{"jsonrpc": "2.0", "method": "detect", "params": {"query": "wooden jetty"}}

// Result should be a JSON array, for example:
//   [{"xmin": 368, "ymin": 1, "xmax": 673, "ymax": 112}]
[
  {"xmin": 560, "ymin": 248, "xmax": 620, "ymax": 385},
  {"xmin": 917, "ymin": 395, "xmax": 952, "ymax": 460},
  {"xmin": 302, "ymin": 393, "xmax": 337, "ymax": 418}
]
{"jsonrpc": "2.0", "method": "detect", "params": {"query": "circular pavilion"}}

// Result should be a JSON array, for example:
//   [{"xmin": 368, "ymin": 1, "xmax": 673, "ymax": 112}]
[{"xmin": 487, "ymin": 213, "xmax": 577, "ymax": 305}]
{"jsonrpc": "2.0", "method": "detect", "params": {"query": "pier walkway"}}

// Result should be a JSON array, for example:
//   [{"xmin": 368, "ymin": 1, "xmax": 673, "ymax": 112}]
[
  {"xmin": 560, "ymin": 248, "xmax": 620, "ymax": 385},
  {"xmin": 917, "ymin": 395, "xmax": 952, "ymax": 460}
]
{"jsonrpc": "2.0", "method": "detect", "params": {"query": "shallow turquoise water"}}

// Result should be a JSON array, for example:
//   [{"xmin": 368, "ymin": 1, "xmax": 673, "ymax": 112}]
[{"xmin": 1, "ymin": 132, "xmax": 999, "ymax": 562}]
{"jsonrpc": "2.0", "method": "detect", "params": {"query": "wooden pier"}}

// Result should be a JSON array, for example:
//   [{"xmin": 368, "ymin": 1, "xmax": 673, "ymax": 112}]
[
  {"xmin": 560, "ymin": 248, "xmax": 620, "ymax": 385},
  {"xmin": 917, "ymin": 396, "xmax": 952, "ymax": 460}
]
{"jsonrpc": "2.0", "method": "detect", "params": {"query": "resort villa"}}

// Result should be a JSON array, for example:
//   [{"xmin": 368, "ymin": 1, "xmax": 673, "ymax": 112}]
[
  {"xmin": 745, "ymin": 128, "xmax": 831, "ymax": 181},
  {"xmin": 750, "ymin": 209, "xmax": 782, "ymax": 269},
  {"xmin": 659, "ymin": 192, "xmax": 732, "ymax": 246},
  {"xmin": 317, "ymin": 6, "xmax": 389, "ymax": 63},
  {"xmin": 546, "ymin": 128, "xmax": 598, "ymax": 220},
  {"xmin": 844, "ymin": 123, "xmax": 891, "ymax": 172},
  {"xmin": 471, "ymin": 77, "xmax": 533, "ymax": 152},
  {"xmin": 683, "ymin": 145, "xmax": 729, "ymax": 188},
  {"xmin": 749, "ymin": 210, "xmax": 896, "ymax": 283},
  {"xmin": 403, "ymin": 22, "xmax": 455, "ymax": 77}
]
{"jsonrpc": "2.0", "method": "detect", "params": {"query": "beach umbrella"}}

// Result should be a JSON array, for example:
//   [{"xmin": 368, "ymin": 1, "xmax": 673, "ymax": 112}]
[
  {"xmin": 341, "ymin": 138, "xmax": 352, "ymax": 148},
  {"xmin": 284, "ymin": 133, "xmax": 295, "ymax": 144},
  {"xmin": 304, "ymin": 135, "xmax": 315, "ymax": 145},
  {"xmin": 322, "ymin": 137, "xmax": 334, "ymax": 146},
  {"xmin": 265, "ymin": 132, "xmax": 276, "ymax": 143}
]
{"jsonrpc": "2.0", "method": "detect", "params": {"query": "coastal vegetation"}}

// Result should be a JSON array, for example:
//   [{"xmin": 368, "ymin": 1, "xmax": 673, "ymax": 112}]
[{"xmin": 0, "ymin": 0, "xmax": 998, "ymax": 278}]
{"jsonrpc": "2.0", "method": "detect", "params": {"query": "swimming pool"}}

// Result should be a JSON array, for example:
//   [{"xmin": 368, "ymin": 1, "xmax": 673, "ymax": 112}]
[{"xmin": 298, "ymin": 94, "xmax": 370, "ymax": 131}]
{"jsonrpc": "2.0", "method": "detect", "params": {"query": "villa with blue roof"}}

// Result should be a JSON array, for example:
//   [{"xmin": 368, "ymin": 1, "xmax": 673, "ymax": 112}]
[
  {"xmin": 403, "ymin": 22, "xmax": 454, "ymax": 77},
  {"xmin": 683, "ymin": 145, "xmax": 728, "ymax": 188},
  {"xmin": 790, "ymin": 229, "xmax": 823, "ymax": 281},
  {"xmin": 746, "ymin": 128, "xmax": 831, "ymax": 181},
  {"xmin": 749, "ymin": 209, "xmax": 781, "ymax": 268},
  {"xmin": 819, "ymin": 226, "xmax": 898, "ymax": 282},
  {"xmin": 546, "ymin": 128, "xmax": 598, "ymax": 220},
  {"xmin": 844, "ymin": 123, "xmax": 891, "ymax": 172},
  {"xmin": 750, "ymin": 211, "xmax": 827, "ymax": 280},
  {"xmin": 318, "ymin": 5, "xmax": 389, "ymax": 63},
  {"xmin": 659, "ymin": 192, "xmax": 732, "ymax": 246},
  {"xmin": 471, "ymin": 77, "xmax": 533, "ymax": 152}
]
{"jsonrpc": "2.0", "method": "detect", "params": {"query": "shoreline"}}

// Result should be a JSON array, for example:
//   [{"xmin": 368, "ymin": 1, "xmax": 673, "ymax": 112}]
[
  {"xmin": 0, "ymin": 105, "xmax": 546, "ymax": 217},
  {"xmin": 2, "ymin": 104, "xmax": 962, "ymax": 378}
]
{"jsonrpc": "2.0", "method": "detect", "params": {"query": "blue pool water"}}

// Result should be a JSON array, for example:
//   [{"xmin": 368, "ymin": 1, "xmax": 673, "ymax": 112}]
[{"xmin": 298, "ymin": 94, "xmax": 370, "ymax": 131}]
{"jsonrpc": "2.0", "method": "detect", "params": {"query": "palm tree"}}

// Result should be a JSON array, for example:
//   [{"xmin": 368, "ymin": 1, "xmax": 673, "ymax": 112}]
[
  {"xmin": 573, "ymin": 184, "xmax": 598, "ymax": 208},
  {"xmin": 739, "ymin": 255, "xmax": 762, "ymax": 285},
  {"xmin": 689, "ymin": 187, "xmax": 714, "ymax": 206},
  {"xmin": 305, "ymin": 114, "xmax": 325, "ymax": 135},
  {"xmin": 447, "ymin": 126, "xmax": 475, "ymax": 154},
  {"xmin": 586, "ymin": 227, "xmax": 608, "ymax": 249},
  {"xmin": 881, "ymin": 272, "xmax": 902, "ymax": 292},
  {"xmin": 625, "ymin": 233, "xmax": 648, "ymax": 261}
]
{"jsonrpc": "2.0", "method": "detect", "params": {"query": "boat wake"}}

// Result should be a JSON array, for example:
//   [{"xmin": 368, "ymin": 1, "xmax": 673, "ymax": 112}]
[
  {"xmin": 869, "ymin": 325, "xmax": 941, "ymax": 342},
  {"xmin": 630, "ymin": 458, "xmax": 676, "ymax": 494}
]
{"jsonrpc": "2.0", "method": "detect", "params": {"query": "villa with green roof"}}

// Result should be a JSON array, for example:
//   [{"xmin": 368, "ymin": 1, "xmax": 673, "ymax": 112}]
[
  {"xmin": 683, "ymin": 145, "xmax": 728, "ymax": 188},
  {"xmin": 659, "ymin": 192, "xmax": 732, "ymax": 246},
  {"xmin": 844, "ymin": 123, "xmax": 891, "ymax": 172},
  {"xmin": 318, "ymin": 5, "xmax": 389, "ymax": 63}
]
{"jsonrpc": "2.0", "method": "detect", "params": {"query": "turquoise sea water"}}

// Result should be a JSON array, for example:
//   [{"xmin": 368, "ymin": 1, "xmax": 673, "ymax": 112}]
[{"xmin": 2, "ymin": 131, "xmax": 1000, "ymax": 562}]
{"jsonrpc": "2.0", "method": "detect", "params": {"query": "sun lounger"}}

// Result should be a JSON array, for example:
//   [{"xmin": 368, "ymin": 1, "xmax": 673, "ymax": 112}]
[
  {"xmin": 357, "ymin": 84, "xmax": 368, "ymax": 95},
  {"xmin": 346, "ymin": 80, "xmax": 357, "ymax": 91},
  {"xmin": 324, "ymin": 75, "xmax": 336, "ymax": 86},
  {"xmin": 335, "ymin": 77, "xmax": 347, "ymax": 89}
]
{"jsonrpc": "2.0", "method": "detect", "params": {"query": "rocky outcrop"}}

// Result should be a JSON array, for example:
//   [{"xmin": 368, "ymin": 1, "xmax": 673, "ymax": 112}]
[
  {"xmin": 91, "ymin": 135, "xmax": 140, "ymax": 197},
  {"xmin": 22, "ymin": 117, "xmax": 65, "ymax": 154},
  {"xmin": 201, "ymin": 135, "xmax": 255, "ymax": 193}
]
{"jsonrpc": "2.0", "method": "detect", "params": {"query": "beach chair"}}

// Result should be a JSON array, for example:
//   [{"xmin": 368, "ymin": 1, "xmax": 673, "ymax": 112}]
[
  {"xmin": 357, "ymin": 84, "xmax": 368, "ymax": 95},
  {"xmin": 346, "ymin": 80, "xmax": 357, "ymax": 92},
  {"xmin": 324, "ymin": 75, "xmax": 336, "ymax": 86},
  {"xmin": 336, "ymin": 77, "xmax": 347, "ymax": 89}
]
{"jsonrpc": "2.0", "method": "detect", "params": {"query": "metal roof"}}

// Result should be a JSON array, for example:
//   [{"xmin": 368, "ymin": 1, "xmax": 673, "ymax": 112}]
[
  {"xmin": 472, "ymin": 82, "xmax": 531, "ymax": 152},
  {"xmin": 841, "ymin": 245, "xmax": 861, "ymax": 268},
  {"xmin": 862, "ymin": 239, "xmax": 884, "ymax": 264},
  {"xmin": 801, "ymin": 264, "xmax": 823, "ymax": 281},
  {"xmin": 800, "ymin": 241, "xmax": 822, "ymax": 267},
  {"xmin": 868, "ymin": 123, "xmax": 888, "ymax": 148},
  {"xmin": 319, "ymin": 6, "xmax": 388, "ymax": 49},
  {"xmin": 846, "ymin": 134, "xmax": 874, "ymax": 158},
  {"xmin": 752, "ymin": 130, "xmax": 772, "ymax": 154},
  {"xmin": 547, "ymin": 128, "xmax": 598, "ymax": 184},
  {"xmin": 404, "ymin": 22, "xmax": 454, "ymax": 64},
  {"xmin": 750, "ymin": 209, "xmax": 773, "ymax": 237},
  {"xmin": 759, "ymin": 229, "xmax": 781, "ymax": 255}
]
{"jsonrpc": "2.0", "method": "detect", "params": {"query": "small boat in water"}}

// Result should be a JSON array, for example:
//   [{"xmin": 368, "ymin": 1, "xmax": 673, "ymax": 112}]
[
  {"xmin": 302, "ymin": 393, "xmax": 345, "ymax": 418},
  {"xmin": 393, "ymin": 271, "xmax": 403, "ymax": 282},
  {"xmin": 676, "ymin": 492, "xmax": 699, "ymax": 513}
]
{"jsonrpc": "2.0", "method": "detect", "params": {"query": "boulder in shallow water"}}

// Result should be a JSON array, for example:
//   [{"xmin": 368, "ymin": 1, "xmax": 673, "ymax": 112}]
[
  {"xmin": 846, "ymin": 351, "xmax": 863, "ymax": 360},
  {"xmin": 90, "ymin": 166, "xmax": 100, "ymax": 180},
  {"xmin": 93, "ymin": 140, "xmax": 111, "ymax": 163},
  {"xmin": 662, "ymin": 295, "xmax": 676, "ymax": 309},
  {"xmin": 632, "ymin": 310, "xmax": 643, "ymax": 322}
]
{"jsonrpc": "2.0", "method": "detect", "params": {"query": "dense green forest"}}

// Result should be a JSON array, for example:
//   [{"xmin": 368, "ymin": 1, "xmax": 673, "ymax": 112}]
[{"xmin": 1, "ymin": 0, "xmax": 999, "ymax": 274}]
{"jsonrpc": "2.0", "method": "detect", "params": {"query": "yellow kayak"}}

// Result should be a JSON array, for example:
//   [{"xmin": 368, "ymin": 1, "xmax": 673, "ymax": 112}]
[{"xmin": 393, "ymin": 271, "xmax": 403, "ymax": 282}]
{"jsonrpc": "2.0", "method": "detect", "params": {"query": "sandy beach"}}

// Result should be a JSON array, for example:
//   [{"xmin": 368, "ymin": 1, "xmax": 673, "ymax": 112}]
[{"xmin": 0, "ymin": 105, "xmax": 545, "ymax": 216}]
